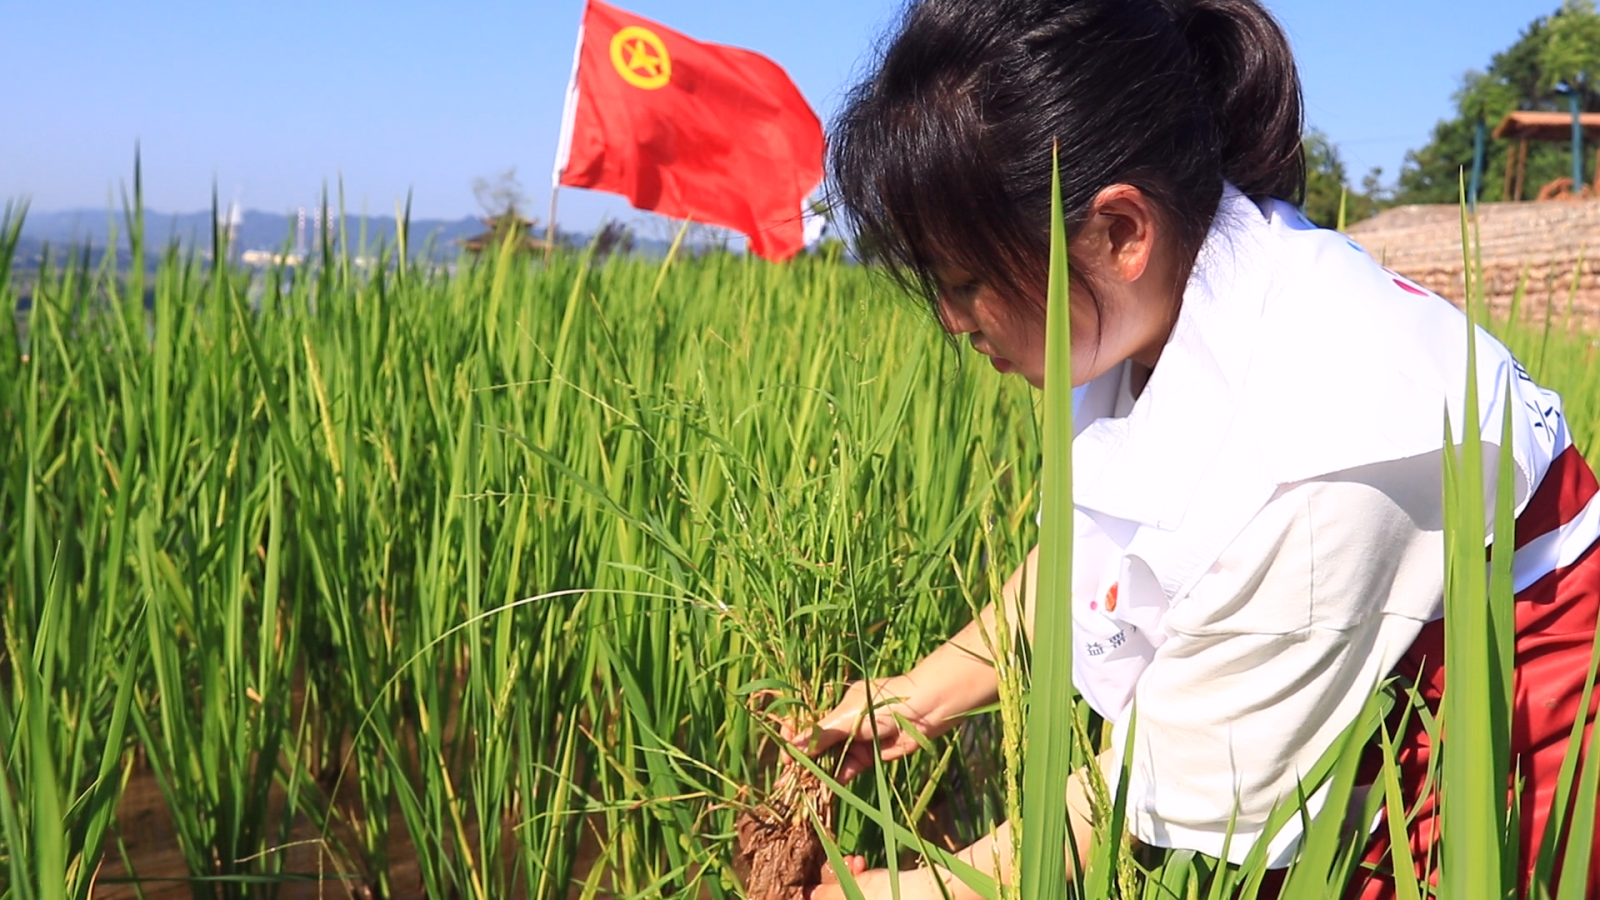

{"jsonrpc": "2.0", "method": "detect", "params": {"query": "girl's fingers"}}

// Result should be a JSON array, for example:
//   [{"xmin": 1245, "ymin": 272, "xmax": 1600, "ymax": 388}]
[
  {"xmin": 847, "ymin": 742, "xmax": 887, "ymax": 779},
  {"xmin": 784, "ymin": 719, "xmax": 828, "ymax": 752},
  {"xmin": 792, "ymin": 722, "xmax": 841, "ymax": 756},
  {"xmin": 833, "ymin": 723, "xmax": 925, "ymax": 783},
  {"xmin": 813, "ymin": 702, "xmax": 867, "ymax": 739},
  {"xmin": 803, "ymin": 714, "xmax": 877, "ymax": 756},
  {"xmin": 798, "ymin": 696, "xmax": 865, "ymax": 751},
  {"xmin": 876, "ymin": 737, "xmax": 915, "ymax": 762},
  {"xmin": 817, "ymin": 855, "xmax": 866, "ymax": 883},
  {"xmin": 814, "ymin": 680, "xmax": 884, "ymax": 733},
  {"xmin": 837, "ymin": 752, "xmax": 865, "ymax": 784},
  {"xmin": 808, "ymin": 856, "xmax": 871, "ymax": 900}
]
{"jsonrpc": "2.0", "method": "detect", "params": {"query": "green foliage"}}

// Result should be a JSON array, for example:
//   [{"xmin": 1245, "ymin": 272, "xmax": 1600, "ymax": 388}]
[
  {"xmin": 1397, "ymin": 1, "xmax": 1600, "ymax": 204},
  {"xmin": 0, "ymin": 197, "xmax": 1040, "ymax": 898},
  {"xmin": 1302, "ymin": 129, "xmax": 1386, "ymax": 229},
  {"xmin": 1018, "ymin": 148, "xmax": 1076, "ymax": 900},
  {"xmin": 1539, "ymin": 0, "xmax": 1600, "ymax": 94},
  {"xmin": 1436, "ymin": 198, "xmax": 1515, "ymax": 898}
]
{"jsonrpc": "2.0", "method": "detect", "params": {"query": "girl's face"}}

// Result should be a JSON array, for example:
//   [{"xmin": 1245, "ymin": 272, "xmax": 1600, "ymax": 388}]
[
  {"xmin": 931, "ymin": 271, "xmax": 1146, "ymax": 390},
  {"xmin": 932, "ymin": 186, "xmax": 1183, "ymax": 391},
  {"xmin": 932, "ymin": 268, "xmax": 1047, "ymax": 386}
]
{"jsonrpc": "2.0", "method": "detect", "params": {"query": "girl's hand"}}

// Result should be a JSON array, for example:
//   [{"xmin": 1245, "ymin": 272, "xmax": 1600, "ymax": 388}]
[
  {"xmin": 803, "ymin": 854, "xmax": 867, "ymax": 900},
  {"xmin": 786, "ymin": 675, "xmax": 947, "ymax": 783},
  {"xmin": 807, "ymin": 864, "xmax": 977, "ymax": 900}
]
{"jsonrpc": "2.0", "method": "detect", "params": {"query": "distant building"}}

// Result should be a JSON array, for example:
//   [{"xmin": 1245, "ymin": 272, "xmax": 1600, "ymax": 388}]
[
  {"xmin": 461, "ymin": 212, "xmax": 551, "ymax": 255},
  {"xmin": 240, "ymin": 249, "xmax": 304, "ymax": 268},
  {"xmin": 1493, "ymin": 111, "xmax": 1600, "ymax": 202}
]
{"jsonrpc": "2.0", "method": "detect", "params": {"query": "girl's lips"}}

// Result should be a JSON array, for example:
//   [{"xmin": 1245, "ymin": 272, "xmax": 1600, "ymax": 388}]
[{"xmin": 971, "ymin": 341, "xmax": 1013, "ymax": 372}]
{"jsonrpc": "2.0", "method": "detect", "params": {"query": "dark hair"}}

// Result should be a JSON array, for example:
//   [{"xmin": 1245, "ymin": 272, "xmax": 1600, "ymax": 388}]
[{"xmin": 830, "ymin": 0, "xmax": 1304, "ymax": 312}]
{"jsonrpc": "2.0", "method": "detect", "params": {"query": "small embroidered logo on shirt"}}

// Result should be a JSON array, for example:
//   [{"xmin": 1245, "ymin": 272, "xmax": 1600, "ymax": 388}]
[
  {"xmin": 1108, "ymin": 630, "xmax": 1126, "ymax": 648},
  {"xmin": 1392, "ymin": 278, "xmax": 1428, "ymax": 297},
  {"xmin": 1382, "ymin": 267, "xmax": 1429, "ymax": 297},
  {"xmin": 1086, "ymin": 642, "xmax": 1105, "ymax": 657}
]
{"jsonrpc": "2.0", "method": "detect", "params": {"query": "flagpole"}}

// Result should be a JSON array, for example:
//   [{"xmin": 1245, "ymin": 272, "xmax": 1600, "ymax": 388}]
[
  {"xmin": 550, "ymin": 1, "xmax": 585, "ymax": 261},
  {"xmin": 546, "ymin": 188, "xmax": 559, "ymax": 259}
]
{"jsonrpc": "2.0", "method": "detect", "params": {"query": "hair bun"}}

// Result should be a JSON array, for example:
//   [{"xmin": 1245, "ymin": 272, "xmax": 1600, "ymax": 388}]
[
  {"xmin": 1172, "ymin": 0, "xmax": 1305, "ymax": 202},
  {"xmin": 828, "ymin": 0, "xmax": 1307, "ymax": 317}
]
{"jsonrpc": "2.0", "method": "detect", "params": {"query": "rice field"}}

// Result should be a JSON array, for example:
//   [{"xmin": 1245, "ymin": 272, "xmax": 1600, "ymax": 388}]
[{"xmin": 0, "ymin": 186, "xmax": 1596, "ymax": 900}]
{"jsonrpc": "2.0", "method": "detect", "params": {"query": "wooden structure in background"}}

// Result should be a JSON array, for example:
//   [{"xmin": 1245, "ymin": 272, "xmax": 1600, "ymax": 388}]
[
  {"xmin": 461, "ymin": 212, "xmax": 551, "ymax": 255},
  {"xmin": 1494, "ymin": 111, "xmax": 1600, "ymax": 201}
]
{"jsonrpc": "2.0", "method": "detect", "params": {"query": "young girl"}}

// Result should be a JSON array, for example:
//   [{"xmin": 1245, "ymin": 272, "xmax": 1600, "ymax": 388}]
[{"xmin": 791, "ymin": 0, "xmax": 1600, "ymax": 897}]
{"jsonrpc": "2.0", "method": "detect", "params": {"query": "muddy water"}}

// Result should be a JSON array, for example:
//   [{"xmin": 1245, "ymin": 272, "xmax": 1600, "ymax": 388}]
[{"xmin": 93, "ymin": 763, "xmax": 423, "ymax": 899}]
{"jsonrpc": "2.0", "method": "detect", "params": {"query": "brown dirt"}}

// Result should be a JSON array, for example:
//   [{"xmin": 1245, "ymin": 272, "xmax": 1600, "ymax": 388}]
[
  {"xmin": 92, "ymin": 759, "xmax": 422, "ymax": 899},
  {"xmin": 733, "ymin": 765, "xmax": 834, "ymax": 900},
  {"xmin": 92, "ymin": 754, "xmax": 601, "ymax": 900}
]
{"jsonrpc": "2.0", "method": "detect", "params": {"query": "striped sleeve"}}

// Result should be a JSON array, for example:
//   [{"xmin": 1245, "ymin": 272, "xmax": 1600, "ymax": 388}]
[{"xmin": 1512, "ymin": 442, "xmax": 1600, "ymax": 595}]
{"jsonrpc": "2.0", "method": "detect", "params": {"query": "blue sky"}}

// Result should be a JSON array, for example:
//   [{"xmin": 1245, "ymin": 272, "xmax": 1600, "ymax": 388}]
[{"xmin": 0, "ymin": 0, "xmax": 1568, "ymax": 233}]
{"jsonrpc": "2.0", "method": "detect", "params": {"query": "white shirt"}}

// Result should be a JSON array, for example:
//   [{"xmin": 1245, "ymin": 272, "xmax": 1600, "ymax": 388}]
[{"xmin": 1066, "ymin": 186, "xmax": 1576, "ymax": 865}]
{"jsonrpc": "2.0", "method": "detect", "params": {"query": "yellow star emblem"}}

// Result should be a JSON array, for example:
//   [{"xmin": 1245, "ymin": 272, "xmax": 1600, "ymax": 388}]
[{"xmin": 609, "ymin": 26, "xmax": 672, "ymax": 91}]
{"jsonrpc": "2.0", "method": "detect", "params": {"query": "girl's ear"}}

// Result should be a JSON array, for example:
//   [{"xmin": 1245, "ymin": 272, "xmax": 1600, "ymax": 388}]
[{"xmin": 1081, "ymin": 184, "xmax": 1159, "ymax": 285}]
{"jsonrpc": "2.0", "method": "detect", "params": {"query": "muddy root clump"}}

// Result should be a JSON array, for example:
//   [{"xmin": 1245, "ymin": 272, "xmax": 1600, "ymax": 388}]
[{"xmin": 734, "ymin": 763, "xmax": 834, "ymax": 900}]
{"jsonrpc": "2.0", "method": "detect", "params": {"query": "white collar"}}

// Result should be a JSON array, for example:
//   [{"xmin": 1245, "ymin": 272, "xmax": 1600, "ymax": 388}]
[
  {"xmin": 1070, "ymin": 180, "xmax": 1545, "ymax": 539},
  {"xmin": 1072, "ymin": 184, "xmax": 1274, "ymax": 529}
]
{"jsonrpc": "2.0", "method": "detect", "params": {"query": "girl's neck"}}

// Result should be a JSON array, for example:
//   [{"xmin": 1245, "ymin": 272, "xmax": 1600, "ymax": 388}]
[{"xmin": 1129, "ymin": 361, "xmax": 1154, "ymax": 399}]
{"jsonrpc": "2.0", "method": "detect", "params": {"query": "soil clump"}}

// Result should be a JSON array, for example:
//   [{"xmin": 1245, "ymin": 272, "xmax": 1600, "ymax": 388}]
[{"xmin": 734, "ymin": 763, "xmax": 835, "ymax": 900}]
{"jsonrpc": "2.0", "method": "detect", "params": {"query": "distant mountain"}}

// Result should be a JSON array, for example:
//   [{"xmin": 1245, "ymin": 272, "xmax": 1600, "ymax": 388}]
[
  {"xmin": 9, "ymin": 207, "xmax": 693, "ymax": 278},
  {"xmin": 15, "ymin": 208, "xmax": 498, "ymax": 263}
]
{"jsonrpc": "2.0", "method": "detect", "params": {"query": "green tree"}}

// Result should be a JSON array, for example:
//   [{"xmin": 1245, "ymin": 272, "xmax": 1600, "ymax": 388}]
[
  {"xmin": 1540, "ymin": 0, "xmax": 1600, "ymax": 95},
  {"xmin": 1396, "ymin": 1, "xmax": 1600, "ymax": 205},
  {"xmin": 1302, "ymin": 129, "xmax": 1385, "ymax": 229}
]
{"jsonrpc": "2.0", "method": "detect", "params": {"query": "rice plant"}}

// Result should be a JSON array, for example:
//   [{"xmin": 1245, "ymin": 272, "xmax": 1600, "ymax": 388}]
[
  {"xmin": 0, "ymin": 168, "xmax": 1595, "ymax": 900},
  {"xmin": 0, "ymin": 185, "xmax": 1036, "ymax": 898}
]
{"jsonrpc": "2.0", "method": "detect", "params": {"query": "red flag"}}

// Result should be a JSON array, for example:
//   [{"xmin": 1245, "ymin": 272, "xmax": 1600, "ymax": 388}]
[{"xmin": 553, "ymin": 0, "xmax": 824, "ymax": 261}]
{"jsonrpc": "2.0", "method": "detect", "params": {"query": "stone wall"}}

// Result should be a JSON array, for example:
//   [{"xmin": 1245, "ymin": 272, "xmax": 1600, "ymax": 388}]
[{"xmin": 1346, "ymin": 200, "xmax": 1600, "ymax": 330}]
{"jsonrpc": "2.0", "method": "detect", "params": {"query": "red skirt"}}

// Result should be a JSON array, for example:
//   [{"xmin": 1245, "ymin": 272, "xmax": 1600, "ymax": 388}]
[{"xmin": 1353, "ymin": 448, "xmax": 1600, "ymax": 899}]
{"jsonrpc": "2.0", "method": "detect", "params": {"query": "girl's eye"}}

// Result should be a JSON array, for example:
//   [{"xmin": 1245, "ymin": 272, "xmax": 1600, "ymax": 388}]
[{"xmin": 944, "ymin": 280, "xmax": 979, "ymax": 302}]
